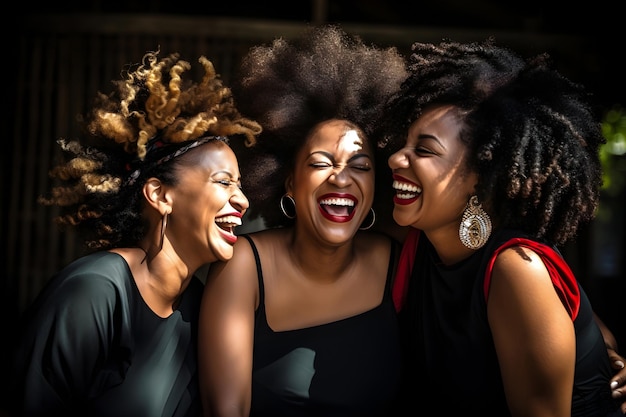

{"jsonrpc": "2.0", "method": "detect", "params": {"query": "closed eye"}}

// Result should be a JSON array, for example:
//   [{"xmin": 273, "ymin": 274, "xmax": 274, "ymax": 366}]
[
  {"xmin": 414, "ymin": 147, "xmax": 436, "ymax": 156},
  {"xmin": 212, "ymin": 179, "xmax": 242, "ymax": 189},
  {"xmin": 351, "ymin": 164, "xmax": 372, "ymax": 172},
  {"xmin": 310, "ymin": 162, "xmax": 333, "ymax": 168}
]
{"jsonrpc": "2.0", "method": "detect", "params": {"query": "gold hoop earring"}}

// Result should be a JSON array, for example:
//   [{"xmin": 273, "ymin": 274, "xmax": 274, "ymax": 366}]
[
  {"xmin": 459, "ymin": 195, "xmax": 491, "ymax": 249},
  {"xmin": 359, "ymin": 208, "xmax": 376, "ymax": 231},
  {"xmin": 280, "ymin": 194, "xmax": 296, "ymax": 219},
  {"xmin": 159, "ymin": 212, "xmax": 169, "ymax": 251}
]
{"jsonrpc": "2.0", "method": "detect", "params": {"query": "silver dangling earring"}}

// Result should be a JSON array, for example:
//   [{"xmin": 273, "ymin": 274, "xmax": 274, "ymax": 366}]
[
  {"xmin": 359, "ymin": 208, "xmax": 376, "ymax": 231},
  {"xmin": 159, "ymin": 211, "xmax": 169, "ymax": 251},
  {"xmin": 459, "ymin": 195, "xmax": 491, "ymax": 249},
  {"xmin": 280, "ymin": 194, "xmax": 296, "ymax": 219}
]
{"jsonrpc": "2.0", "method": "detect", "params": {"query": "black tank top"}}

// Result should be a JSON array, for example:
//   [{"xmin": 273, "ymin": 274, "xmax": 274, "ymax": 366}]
[
  {"xmin": 244, "ymin": 234, "xmax": 402, "ymax": 417},
  {"xmin": 398, "ymin": 229, "xmax": 621, "ymax": 416}
]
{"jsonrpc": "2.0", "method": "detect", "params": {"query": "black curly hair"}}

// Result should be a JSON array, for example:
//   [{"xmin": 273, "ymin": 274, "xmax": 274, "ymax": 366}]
[
  {"xmin": 378, "ymin": 38, "xmax": 605, "ymax": 246},
  {"xmin": 232, "ymin": 24, "xmax": 408, "ymax": 229},
  {"xmin": 38, "ymin": 50, "xmax": 262, "ymax": 250}
]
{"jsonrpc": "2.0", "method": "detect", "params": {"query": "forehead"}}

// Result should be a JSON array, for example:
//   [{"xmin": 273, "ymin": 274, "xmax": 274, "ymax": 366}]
[
  {"xmin": 182, "ymin": 140, "xmax": 238, "ymax": 169},
  {"xmin": 413, "ymin": 105, "xmax": 462, "ymax": 130},
  {"xmin": 304, "ymin": 119, "xmax": 372, "ymax": 155}
]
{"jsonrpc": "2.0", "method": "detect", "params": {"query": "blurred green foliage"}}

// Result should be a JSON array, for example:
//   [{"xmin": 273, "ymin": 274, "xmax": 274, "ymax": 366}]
[{"xmin": 600, "ymin": 106, "xmax": 626, "ymax": 197}]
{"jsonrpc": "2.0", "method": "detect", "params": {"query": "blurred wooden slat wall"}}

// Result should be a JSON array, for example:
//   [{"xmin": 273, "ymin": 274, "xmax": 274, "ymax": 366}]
[
  {"xmin": 2, "ymin": 13, "xmax": 595, "ymax": 315},
  {"xmin": 2, "ymin": 11, "xmax": 624, "ymax": 375},
  {"xmin": 4, "ymin": 15, "xmax": 309, "ymax": 315}
]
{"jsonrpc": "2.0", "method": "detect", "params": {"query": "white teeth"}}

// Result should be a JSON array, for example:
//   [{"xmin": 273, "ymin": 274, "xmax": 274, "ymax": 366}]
[
  {"xmin": 215, "ymin": 216, "xmax": 242, "ymax": 226},
  {"xmin": 319, "ymin": 197, "xmax": 355, "ymax": 206},
  {"xmin": 392, "ymin": 180, "xmax": 422, "ymax": 193},
  {"xmin": 393, "ymin": 180, "xmax": 422, "ymax": 200}
]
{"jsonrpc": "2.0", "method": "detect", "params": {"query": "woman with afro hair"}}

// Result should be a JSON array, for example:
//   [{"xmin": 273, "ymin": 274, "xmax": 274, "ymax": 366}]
[
  {"xmin": 384, "ymin": 38, "xmax": 625, "ymax": 416},
  {"xmin": 197, "ymin": 25, "xmax": 408, "ymax": 417},
  {"xmin": 4, "ymin": 49, "xmax": 261, "ymax": 417}
]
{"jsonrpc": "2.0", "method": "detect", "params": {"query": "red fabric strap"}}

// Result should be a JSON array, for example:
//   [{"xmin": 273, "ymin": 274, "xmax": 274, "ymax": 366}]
[
  {"xmin": 392, "ymin": 233, "xmax": 580, "ymax": 319},
  {"xmin": 392, "ymin": 228, "xmax": 420, "ymax": 312},
  {"xmin": 483, "ymin": 238, "xmax": 580, "ymax": 320}
]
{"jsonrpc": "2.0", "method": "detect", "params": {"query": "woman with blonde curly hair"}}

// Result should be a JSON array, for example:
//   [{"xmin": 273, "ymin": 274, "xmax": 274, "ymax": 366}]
[{"xmin": 3, "ymin": 50, "xmax": 261, "ymax": 417}]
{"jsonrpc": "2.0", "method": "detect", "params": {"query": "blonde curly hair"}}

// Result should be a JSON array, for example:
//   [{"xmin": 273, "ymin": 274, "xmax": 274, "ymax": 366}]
[{"xmin": 39, "ymin": 49, "xmax": 261, "ymax": 250}]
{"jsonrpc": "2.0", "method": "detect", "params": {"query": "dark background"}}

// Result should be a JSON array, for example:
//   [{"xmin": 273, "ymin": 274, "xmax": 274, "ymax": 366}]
[
  {"xmin": 16, "ymin": 0, "xmax": 625, "ymax": 105},
  {"xmin": 3, "ymin": 0, "xmax": 625, "ymax": 368}
]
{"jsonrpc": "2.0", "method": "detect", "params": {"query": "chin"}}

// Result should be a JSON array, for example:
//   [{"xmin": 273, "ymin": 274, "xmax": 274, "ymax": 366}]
[
  {"xmin": 214, "ymin": 246, "xmax": 235, "ymax": 262},
  {"xmin": 392, "ymin": 213, "xmax": 411, "ymax": 227}
]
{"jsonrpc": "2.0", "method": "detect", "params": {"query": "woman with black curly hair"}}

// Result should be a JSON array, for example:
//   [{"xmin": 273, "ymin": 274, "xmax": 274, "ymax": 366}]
[
  {"xmin": 197, "ymin": 25, "xmax": 407, "ymax": 417},
  {"xmin": 4, "ymin": 50, "xmax": 261, "ymax": 417},
  {"xmin": 384, "ymin": 38, "xmax": 624, "ymax": 416}
]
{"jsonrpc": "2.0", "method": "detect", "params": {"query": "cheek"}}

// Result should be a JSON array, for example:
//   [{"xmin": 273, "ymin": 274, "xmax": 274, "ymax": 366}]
[
  {"xmin": 436, "ymin": 172, "xmax": 476, "ymax": 209},
  {"xmin": 449, "ymin": 164, "xmax": 477, "ymax": 191},
  {"xmin": 357, "ymin": 173, "xmax": 376, "ymax": 197},
  {"xmin": 204, "ymin": 190, "xmax": 229, "ymax": 209},
  {"xmin": 295, "ymin": 171, "xmax": 325, "ymax": 191}
]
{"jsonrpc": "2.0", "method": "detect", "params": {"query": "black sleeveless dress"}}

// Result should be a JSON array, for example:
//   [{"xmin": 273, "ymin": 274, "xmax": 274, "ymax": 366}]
[
  {"xmin": 244, "ymin": 234, "xmax": 402, "ymax": 417},
  {"xmin": 397, "ymin": 228, "xmax": 621, "ymax": 416}
]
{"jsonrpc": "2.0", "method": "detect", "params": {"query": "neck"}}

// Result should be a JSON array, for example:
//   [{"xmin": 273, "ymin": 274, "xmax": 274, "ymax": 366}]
[
  {"xmin": 111, "ymin": 247, "xmax": 192, "ymax": 317},
  {"xmin": 287, "ymin": 228, "xmax": 357, "ymax": 283}
]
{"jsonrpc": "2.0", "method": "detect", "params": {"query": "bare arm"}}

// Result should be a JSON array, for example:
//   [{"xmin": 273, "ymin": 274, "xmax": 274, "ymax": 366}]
[
  {"xmin": 594, "ymin": 312, "xmax": 626, "ymax": 413},
  {"xmin": 198, "ymin": 237, "xmax": 258, "ymax": 417},
  {"xmin": 489, "ymin": 247, "xmax": 575, "ymax": 417}
]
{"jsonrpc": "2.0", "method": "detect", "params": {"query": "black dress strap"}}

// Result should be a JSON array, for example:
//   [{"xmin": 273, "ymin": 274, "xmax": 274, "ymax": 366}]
[{"xmin": 241, "ymin": 234, "xmax": 265, "ymax": 306}]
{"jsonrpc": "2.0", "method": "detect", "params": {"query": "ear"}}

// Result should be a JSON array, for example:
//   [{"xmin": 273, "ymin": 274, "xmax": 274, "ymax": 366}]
[
  {"xmin": 143, "ymin": 178, "xmax": 172, "ymax": 215},
  {"xmin": 284, "ymin": 175, "xmax": 294, "ymax": 195}
]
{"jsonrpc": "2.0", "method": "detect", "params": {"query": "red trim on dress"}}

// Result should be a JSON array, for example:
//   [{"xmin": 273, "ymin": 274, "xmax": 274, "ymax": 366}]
[
  {"xmin": 392, "ymin": 233, "xmax": 581, "ymax": 320},
  {"xmin": 483, "ymin": 238, "xmax": 580, "ymax": 320},
  {"xmin": 393, "ymin": 228, "xmax": 420, "ymax": 312}
]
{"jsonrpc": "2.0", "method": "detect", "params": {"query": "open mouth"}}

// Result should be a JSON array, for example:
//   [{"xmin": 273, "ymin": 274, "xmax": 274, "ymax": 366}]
[
  {"xmin": 392, "ymin": 180, "xmax": 422, "ymax": 199},
  {"xmin": 319, "ymin": 197, "xmax": 355, "ymax": 216},
  {"xmin": 215, "ymin": 215, "xmax": 242, "ymax": 234},
  {"xmin": 318, "ymin": 195, "xmax": 357, "ymax": 222},
  {"xmin": 392, "ymin": 175, "xmax": 422, "ymax": 206}
]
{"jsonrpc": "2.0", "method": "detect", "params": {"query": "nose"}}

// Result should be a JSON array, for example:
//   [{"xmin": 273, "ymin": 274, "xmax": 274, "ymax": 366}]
[
  {"xmin": 388, "ymin": 149, "xmax": 409, "ymax": 170},
  {"xmin": 230, "ymin": 188, "xmax": 249, "ymax": 212},
  {"xmin": 328, "ymin": 166, "xmax": 352, "ymax": 187}
]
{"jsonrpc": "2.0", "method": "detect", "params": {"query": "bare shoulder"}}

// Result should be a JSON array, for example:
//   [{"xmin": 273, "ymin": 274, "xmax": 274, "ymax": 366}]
[
  {"xmin": 239, "ymin": 228, "xmax": 290, "ymax": 258},
  {"xmin": 493, "ymin": 246, "xmax": 548, "ymax": 275},
  {"xmin": 354, "ymin": 230, "xmax": 393, "ymax": 262},
  {"xmin": 242, "ymin": 228, "xmax": 287, "ymax": 246},
  {"xmin": 355, "ymin": 230, "xmax": 394, "ymax": 248},
  {"xmin": 490, "ymin": 245, "xmax": 552, "ymax": 294},
  {"xmin": 206, "ymin": 234, "xmax": 257, "ymax": 282}
]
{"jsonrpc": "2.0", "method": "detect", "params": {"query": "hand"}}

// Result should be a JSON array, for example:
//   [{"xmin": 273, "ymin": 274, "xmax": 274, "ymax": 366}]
[{"xmin": 608, "ymin": 347, "xmax": 626, "ymax": 414}]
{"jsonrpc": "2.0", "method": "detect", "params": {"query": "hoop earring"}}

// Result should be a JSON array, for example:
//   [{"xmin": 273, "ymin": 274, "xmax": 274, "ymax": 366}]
[
  {"xmin": 359, "ymin": 208, "xmax": 376, "ymax": 231},
  {"xmin": 459, "ymin": 195, "xmax": 491, "ymax": 249},
  {"xmin": 142, "ymin": 211, "xmax": 169, "ymax": 264},
  {"xmin": 159, "ymin": 212, "xmax": 169, "ymax": 251},
  {"xmin": 280, "ymin": 194, "xmax": 296, "ymax": 219}
]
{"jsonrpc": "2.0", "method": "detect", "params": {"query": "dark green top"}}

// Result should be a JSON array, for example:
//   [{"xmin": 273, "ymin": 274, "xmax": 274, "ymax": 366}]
[{"xmin": 7, "ymin": 252, "xmax": 202, "ymax": 417}]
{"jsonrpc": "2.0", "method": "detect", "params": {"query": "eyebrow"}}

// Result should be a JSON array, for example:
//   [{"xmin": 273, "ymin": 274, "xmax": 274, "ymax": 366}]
[{"xmin": 212, "ymin": 170, "xmax": 241, "ymax": 181}]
